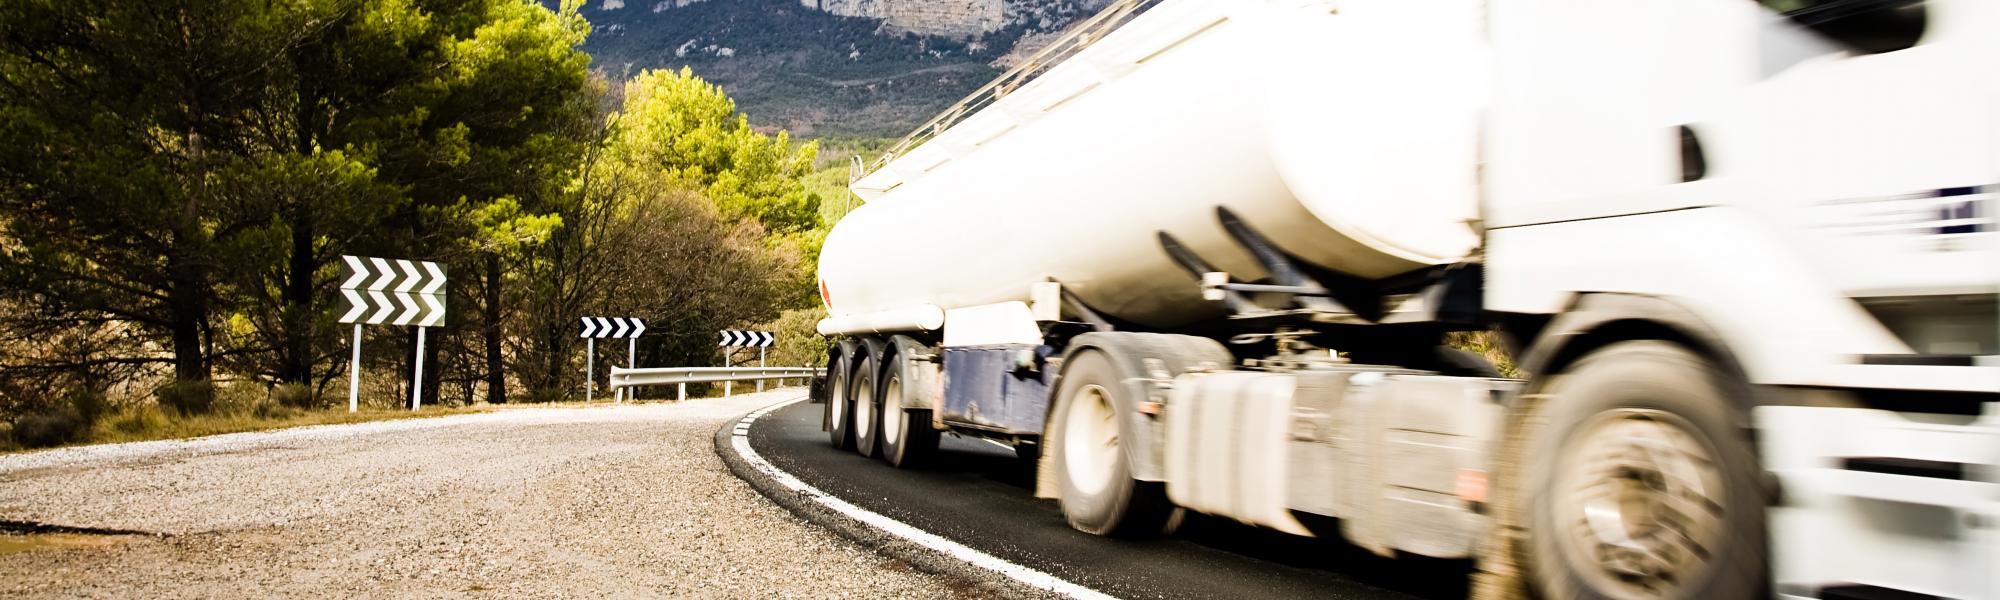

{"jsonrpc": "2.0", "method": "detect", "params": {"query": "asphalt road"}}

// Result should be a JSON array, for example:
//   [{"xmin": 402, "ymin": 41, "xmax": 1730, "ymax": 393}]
[{"xmin": 748, "ymin": 398, "xmax": 1477, "ymax": 600}]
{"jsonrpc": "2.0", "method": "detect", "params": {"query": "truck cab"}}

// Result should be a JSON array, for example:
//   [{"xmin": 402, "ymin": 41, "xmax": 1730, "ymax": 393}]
[{"xmin": 1484, "ymin": 1, "xmax": 1998, "ymax": 597}]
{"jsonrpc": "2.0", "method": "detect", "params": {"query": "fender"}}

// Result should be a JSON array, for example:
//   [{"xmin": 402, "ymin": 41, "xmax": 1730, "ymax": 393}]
[
  {"xmin": 1513, "ymin": 293, "xmax": 1751, "ymax": 408},
  {"xmin": 1504, "ymin": 292, "xmax": 1758, "ymax": 448},
  {"xmin": 832, "ymin": 338, "xmax": 860, "ymax": 373},
  {"xmin": 856, "ymin": 336, "xmax": 888, "ymax": 375},
  {"xmin": 886, "ymin": 335, "xmax": 940, "ymax": 412}
]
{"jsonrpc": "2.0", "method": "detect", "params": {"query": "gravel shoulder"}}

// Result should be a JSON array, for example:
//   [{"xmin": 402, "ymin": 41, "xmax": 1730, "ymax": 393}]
[{"xmin": 0, "ymin": 389, "xmax": 984, "ymax": 599}]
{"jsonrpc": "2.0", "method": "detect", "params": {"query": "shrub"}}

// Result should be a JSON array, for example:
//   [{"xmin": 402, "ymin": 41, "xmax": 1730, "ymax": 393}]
[
  {"xmin": 68, "ymin": 388, "xmax": 110, "ymax": 425},
  {"xmin": 754, "ymin": 307, "xmax": 832, "ymax": 369},
  {"xmin": 1445, "ymin": 330, "xmax": 1519, "ymax": 378},
  {"xmin": 523, "ymin": 388, "xmax": 568, "ymax": 404},
  {"xmin": 104, "ymin": 404, "xmax": 170, "ymax": 436},
  {"xmin": 252, "ymin": 399, "xmax": 298, "ymax": 420},
  {"xmin": 2, "ymin": 382, "xmax": 109, "ymax": 449},
  {"xmin": 154, "ymin": 380, "xmax": 216, "ymax": 415},
  {"xmin": 272, "ymin": 383, "xmax": 318, "ymax": 410},
  {"xmin": 11, "ymin": 404, "xmax": 86, "ymax": 448},
  {"xmin": 208, "ymin": 382, "xmax": 268, "ymax": 416}
]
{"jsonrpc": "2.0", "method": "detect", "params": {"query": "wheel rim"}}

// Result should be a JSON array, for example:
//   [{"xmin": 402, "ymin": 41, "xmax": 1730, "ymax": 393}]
[
  {"xmin": 830, "ymin": 368, "xmax": 847, "ymax": 431},
  {"xmin": 883, "ymin": 375, "xmax": 903, "ymax": 446},
  {"xmin": 1552, "ymin": 408, "xmax": 1728, "ymax": 599},
  {"xmin": 855, "ymin": 373, "xmax": 875, "ymax": 443},
  {"xmin": 1063, "ymin": 384, "xmax": 1120, "ymax": 496}
]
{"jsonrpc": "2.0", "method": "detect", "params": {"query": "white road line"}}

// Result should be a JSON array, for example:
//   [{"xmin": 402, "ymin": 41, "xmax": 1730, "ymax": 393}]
[{"xmin": 734, "ymin": 397, "xmax": 1119, "ymax": 600}]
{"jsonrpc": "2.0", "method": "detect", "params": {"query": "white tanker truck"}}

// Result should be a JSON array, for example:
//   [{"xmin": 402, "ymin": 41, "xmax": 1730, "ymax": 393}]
[{"xmin": 809, "ymin": 0, "xmax": 1998, "ymax": 598}]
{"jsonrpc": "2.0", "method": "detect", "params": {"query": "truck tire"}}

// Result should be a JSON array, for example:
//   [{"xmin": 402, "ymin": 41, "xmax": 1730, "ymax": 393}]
[
  {"xmin": 1521, "ymin": 341, "xmax": 1765, "ymax": 600},
  {"xmin": 879, "ymin": 357, "xmax": 939, "ymax": 468},
  {"xmin": 826, "ymin": 351, "xmax": 855, "ymax": 450},
  {"xmin": 851, "ymin": 353, "xmax": 885, "ymax": 458},
  {"xmin": 1049, "ymin": 349, "xmax": 1175, "ymax": 537}
]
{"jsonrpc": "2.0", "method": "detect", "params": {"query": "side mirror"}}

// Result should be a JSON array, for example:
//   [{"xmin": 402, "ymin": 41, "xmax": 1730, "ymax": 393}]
[{"xmin": 1767, "ymin": 0, "xmax": 1927, "ymax": 55}]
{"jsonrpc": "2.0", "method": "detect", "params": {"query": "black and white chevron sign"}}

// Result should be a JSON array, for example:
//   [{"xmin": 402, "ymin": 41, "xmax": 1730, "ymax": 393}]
[
  {"xmin": 336, "ymin": 255, "xmax": 447, "ymax": 327},
  {"xmin": 718, "ymin": 330, "xmax": 773, "ymax": 348},
  {"xmin": 579, "ymin": 317, "xmax": 647, "ymax": 339}
]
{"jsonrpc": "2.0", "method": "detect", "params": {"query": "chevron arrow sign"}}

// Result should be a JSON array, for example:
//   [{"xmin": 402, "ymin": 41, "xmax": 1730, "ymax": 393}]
[
  {"xmin": 580, "ymin": 317, "xmax": 647, "ymax": 339},
  {"xmin": 718, "ymin": 330, "xmax": 774, "ymax": 348},
  {"xmin": 336, "ymin": 255, "xmax": 447, "ymax": 327}
]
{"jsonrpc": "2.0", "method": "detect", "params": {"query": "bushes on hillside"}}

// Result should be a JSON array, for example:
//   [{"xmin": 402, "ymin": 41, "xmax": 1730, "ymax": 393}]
[
  {"xmin": 154, "ymin": 381, "xmax": 217, "ymax": 416},
  {"xmin": 272, "ymin": 384, "xmax": 318, "ymax": 410},
  {"xmin": 0, "ymin": 367, "xmax": 105, "ymax": 448},
  {"xmin": 12, "ymin": 402, "xmax": 86, "ymax": 448},
  {"xmin": 4, "ymin": 387, "xmax": 108, "ymax": 449},
  {"xmin": 3, "ymin": 379, "xmax": 335, "ymax": 450},
  {"xmin": 102, "ymin": 404, "xmax": 170, "ymax": 438}
]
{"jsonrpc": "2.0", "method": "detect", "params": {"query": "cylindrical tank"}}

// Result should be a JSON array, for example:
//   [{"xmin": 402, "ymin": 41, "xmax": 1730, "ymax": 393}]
[{"xmin": 818, "ymin": 0, "xmax": 1487, "ymax": 330}]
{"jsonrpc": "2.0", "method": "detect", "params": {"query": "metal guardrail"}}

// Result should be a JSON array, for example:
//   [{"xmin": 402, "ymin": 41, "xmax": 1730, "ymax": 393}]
[
  {"xmin": 857, "ymin": 0, "xmax": 1164, "ymax": 182},
  {"xmin": 609, "ymin": 366, "xmax": 823, "ymax": 389}
]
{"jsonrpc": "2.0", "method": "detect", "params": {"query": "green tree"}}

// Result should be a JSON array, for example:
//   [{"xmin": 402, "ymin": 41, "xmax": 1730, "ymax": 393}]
[
  {"xmin": 0, "ymin": 0, "xmax": 597, "ymax": 406},
  {"xmin": 606, "ymin": 68, "xmax": 823, "ymax": 236},
  {"xmin": 504, "ymin": 66, "xmax": 827, "ymax": 399},
  {"xmin": 366, "ymin": 0, "xmax": 597, "ymax": 404},
  {"xmin": 0, "ymin": 0, "xmax": 331, "ymax": 385}
]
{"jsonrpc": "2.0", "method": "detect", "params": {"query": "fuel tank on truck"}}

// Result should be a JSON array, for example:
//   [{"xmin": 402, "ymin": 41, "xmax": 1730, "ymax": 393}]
[{"xmin": 817, "ymin": 0, "xmax": 1489, "ymax": 331}]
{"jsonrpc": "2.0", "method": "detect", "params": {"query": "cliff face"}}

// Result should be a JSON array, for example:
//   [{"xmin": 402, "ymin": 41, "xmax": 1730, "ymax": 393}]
[
  {"xmin": 562, "ymin": 0, "xmax": 1113, "ymax": 137},
  {"xmin": 623, "ymin": 0, "xmax": 1106, "ymax": 39},
  {"xmin": 805, "ymin": 0, "xmax": 1005, "ymax": 39}
]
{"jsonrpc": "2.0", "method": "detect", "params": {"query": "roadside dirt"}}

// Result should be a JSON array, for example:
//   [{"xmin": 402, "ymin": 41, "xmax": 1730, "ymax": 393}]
[{"xmin": 0, "ymin": 390, "xmax": 983, "ymax": 598}]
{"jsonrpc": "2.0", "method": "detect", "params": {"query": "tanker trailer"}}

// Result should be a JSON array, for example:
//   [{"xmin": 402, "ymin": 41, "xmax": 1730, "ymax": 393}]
[{"xmin": 813, "ymin": 0, "xmax": 2000, "ymax": 598}]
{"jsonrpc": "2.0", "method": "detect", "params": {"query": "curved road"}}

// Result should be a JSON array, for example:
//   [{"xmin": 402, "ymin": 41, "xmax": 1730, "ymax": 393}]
[{"xmin": 748, "ymin": 398, "xmax": 1475, "ymax": 600}]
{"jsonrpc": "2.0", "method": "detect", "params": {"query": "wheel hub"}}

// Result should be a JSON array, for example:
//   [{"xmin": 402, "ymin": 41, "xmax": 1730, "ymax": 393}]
[
  {"xmin": 855, "ymin": 379, "xmax": 874, "ymax": 442},
  {"xmin": 1064, "ymin": 384, "xmax": 1120, "ymax": 495},
  {"xmin": 1553, "ymin": 408, "xmax": 1727, "ymax": 598},
  {"xmin": 830, "ymin": 372, "xmax": 846, "ymax": 425},
  {"xmin": 883, "ymin": 376, "xmax": 903, "ymax": 443}
]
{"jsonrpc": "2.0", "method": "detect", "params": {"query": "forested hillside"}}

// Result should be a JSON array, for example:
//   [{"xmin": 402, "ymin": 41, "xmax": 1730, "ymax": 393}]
[{"xmin": 0, "ymin": 0, "xmax": 833, "ymax": 449}]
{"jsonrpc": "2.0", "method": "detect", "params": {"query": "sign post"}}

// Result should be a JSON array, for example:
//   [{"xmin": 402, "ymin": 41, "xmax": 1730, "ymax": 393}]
[
  {"xmin": 718, "ymin": 329, "xmax": 776, "ymax": 394},
  {"xmin": 348, "ymin": 324, "xmax": 362, "ymax": 412},
  {"xmin": 413, "ymin": 328, "xmax": 427, "ymax": 410},
  {"xmin": 336, "ymin": 256, "xmax": 447, "ymax": 413},
  {"xmin": 581, "ymin": 317, "xmax": 646, "ymax": 403}
]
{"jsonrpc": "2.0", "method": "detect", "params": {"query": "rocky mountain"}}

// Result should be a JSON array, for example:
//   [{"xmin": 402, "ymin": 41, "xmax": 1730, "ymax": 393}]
[{"xmin": 561, "ymin": 0, "xmax": 1110, "ymax": 138}]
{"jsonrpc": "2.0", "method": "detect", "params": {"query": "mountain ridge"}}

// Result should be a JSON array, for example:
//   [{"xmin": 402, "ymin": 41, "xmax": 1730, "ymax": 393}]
[{"xmin": 558, "ymin": 0, "xmax": 1109, "ymax": 137}]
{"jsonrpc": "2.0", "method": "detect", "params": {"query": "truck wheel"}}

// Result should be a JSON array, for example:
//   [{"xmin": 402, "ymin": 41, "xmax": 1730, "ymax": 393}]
[
  {"xmin": 826, "ymin": 351, "xmax": 855, "ymax": 450},
  {"xmin": 1049, "ymin": 350, "xmax": 1174, "ymax": 537},
  {"xmin": 1522, "ymin": 341, "xmax": 1765, "ymax": 600},
  {"xmin": 852, "ymin": 353, "xmax": 884, "ymax": 458},
  {"xmin": 879, "ymin": 363, "xmax": 939, "ymax": 468}
]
